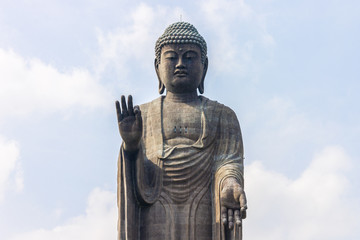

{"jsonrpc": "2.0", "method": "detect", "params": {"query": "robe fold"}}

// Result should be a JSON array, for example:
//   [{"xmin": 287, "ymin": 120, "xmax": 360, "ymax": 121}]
[{"xmin": 118, "ymin": 96, "xmax": 245, "ymax": 240}]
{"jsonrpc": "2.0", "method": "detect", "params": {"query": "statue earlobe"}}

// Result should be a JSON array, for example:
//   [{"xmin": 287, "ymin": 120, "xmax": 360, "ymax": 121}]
[
  {"xmin": 155, "ymin": 58, "xmax": 165, "ymax": 94},
  {"xmin": 198, "ymin": 57, "xmax": 208, "ymax": 94},
  {"xmin": 198, "ymin": 81, "xmax": 204, "ymax": 94},
  {"xmin": 159, "ymin": 81, "xmax": 165, "ymax": 94}
]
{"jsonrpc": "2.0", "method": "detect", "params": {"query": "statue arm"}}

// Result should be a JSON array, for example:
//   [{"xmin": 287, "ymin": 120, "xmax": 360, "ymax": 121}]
[
  {"xmin": 214, "ymin": 106, "xmax": 247, "ymax": 234},
  {"xmin": 116, "ymin": 97, "xmax": 162, "ymax": 239}
]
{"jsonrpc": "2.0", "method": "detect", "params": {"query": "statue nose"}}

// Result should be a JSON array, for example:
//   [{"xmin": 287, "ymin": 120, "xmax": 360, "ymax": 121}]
[{"xmin": 176, "ymin": 58, "xmax": 185, "ymax": 68}]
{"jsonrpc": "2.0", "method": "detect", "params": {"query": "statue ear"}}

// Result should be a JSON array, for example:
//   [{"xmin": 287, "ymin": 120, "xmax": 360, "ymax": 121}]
[
  {"xmin": 198, "ymin": 57, "xmax": 208, "ymax": 94},
  {"xmin": 155, "ymin": 59, "xmax": 165, "ymax": 94}
]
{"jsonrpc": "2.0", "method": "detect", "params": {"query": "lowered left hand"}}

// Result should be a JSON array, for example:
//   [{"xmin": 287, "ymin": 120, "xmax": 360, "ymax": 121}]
[{"xmin": 220, "ymin": 177, "xmax": 247, "ymax": 230}]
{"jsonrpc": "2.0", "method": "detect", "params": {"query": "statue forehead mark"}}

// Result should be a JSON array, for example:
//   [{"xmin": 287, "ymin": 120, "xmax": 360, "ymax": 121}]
[{"xmin": 172, "ymin": 44, "xmax": 185, "ymax": 52}]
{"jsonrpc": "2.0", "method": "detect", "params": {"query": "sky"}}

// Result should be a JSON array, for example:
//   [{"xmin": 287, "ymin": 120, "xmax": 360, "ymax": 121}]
[{"xmin": 0, "ymin": 0, "xmax": 359, "ymax": 239}]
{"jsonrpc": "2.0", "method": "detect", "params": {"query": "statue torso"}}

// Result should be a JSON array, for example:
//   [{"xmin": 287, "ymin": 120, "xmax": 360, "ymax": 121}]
[
  {"xmin": 162, "ymin": 98, "xmax": 202, "ymax": 146},
  {"xmin": 128, "ymin": 96, "xmax": 241, "ymax": 240}
]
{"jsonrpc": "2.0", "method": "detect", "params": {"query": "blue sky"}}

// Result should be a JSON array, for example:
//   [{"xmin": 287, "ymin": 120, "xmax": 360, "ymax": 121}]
[{"xmin": 0, "ymin": 0, "xmax": 359, "ymax": 239}]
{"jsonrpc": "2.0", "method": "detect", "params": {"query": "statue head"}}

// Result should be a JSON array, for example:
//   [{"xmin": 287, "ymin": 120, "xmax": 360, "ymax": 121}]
[{"xmin": 155, "ymin": 22, "xmax": 208, "ymax": 94}]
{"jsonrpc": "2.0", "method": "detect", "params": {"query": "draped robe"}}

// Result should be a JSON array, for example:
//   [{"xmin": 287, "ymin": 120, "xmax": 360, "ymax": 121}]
[{"xmin": 118, "ymin": 96, "xmax": 245, "ymax": 240}]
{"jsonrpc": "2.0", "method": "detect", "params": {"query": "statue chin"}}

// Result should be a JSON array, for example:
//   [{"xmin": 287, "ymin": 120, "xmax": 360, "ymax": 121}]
[{"xmin": 166, "ymin": 81, "xmax": 200, "ymax": 94}]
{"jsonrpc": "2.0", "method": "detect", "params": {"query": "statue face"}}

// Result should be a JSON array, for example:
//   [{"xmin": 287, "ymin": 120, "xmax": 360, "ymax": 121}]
[{"xmin": 156, "ymin": 44, "xmax": 207, "ymax": 94}]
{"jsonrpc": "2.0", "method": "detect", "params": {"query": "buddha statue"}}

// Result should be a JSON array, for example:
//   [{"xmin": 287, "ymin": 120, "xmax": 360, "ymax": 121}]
[{"xmin": 116, "ymin": 22, "xmax": 247, "ymax": 240}]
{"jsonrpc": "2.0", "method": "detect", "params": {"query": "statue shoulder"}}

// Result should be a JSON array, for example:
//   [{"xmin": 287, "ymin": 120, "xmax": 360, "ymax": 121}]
[
  {"xmin": 139, "ymin": 96, "xmax": 163, "ymax": 115},
  {"xmin": 201, "ymin": 96, "xmax": 239, "ymax": 121},
  {"xmin": 221, "ymin": 104, "xmax": 239, "ymax": 121}
]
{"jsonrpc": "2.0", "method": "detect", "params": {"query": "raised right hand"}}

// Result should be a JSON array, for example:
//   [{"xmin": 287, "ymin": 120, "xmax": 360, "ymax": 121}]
[{"xmin": 115, "ymin": 95, "xmax": 142, "ymax": 152}]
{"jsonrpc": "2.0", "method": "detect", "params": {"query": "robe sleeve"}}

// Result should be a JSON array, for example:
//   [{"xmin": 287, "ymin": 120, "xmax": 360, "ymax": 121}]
[
  {"xmin": 117, "ymin": 144, "xmax": 139, "ymax": 240},
  {"xmin": 214, "ymin": 106, "xmax": 244, "ymax": 186}
]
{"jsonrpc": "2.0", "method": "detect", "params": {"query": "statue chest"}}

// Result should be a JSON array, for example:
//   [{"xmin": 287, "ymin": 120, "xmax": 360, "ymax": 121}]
[{"xmin": 162, "ymin": 103, "xmax": 202, "ymax": 144}]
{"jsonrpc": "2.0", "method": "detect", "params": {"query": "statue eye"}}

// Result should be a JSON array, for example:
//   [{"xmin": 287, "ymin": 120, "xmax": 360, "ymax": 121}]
[
  {"xmin": 184, "ymin": 52, "xmax": 197, "ymax": 60},
  {"xmin": 164, "ymin": 52, "xmax": 177, "ymax": 60}
]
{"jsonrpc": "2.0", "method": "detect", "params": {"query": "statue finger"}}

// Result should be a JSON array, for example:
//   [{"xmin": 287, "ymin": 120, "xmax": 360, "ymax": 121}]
[
  {"xmin": 228, "ymin": 209, "xmax": 234, "ymax": 230},
  {"xmin": 241, "ymin": 209, "xmax": 247, "ymax": 219},
  {"xmin": 234, "ymin": 209, "xmax": 241, "ymax": 227},
  {"xmin": 134, "ymin": 106, "xmax": 142, "ymax": 125},
  {"xmin": 121, "ymin": 95, "xmax": 129, "ymax": 116},
  {"xmin": 115, "ymin": 100, "xmax": 123, "ymax": 122},
  {"xmin": 221, "ymin": 206, "xmax": 227, "ymax": 225},
  {"xmin": 134, "ymin": 105, "xmax": 140, "ymax": 115},
  {"xmin": 239, "ymin": 192, "xmax": 248, "ymax": 219},
  {"xmin": 128, "ymin": 95, "xmax": 134, "ymax": 116}
]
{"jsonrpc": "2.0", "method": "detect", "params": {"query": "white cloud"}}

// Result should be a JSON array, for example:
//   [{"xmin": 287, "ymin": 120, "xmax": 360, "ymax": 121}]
[
  {"xmin": 243, "ymin": 96, "xmax": 348, "ymax": 175},
  {"xmin": 95, "ymin": 3, "xmax": 156, "ymax": 79},
  {"xmin": 259, "ymin": 96, "xmax": 311, "ymax": 141},
  {"xmin": 0, "ymin": 136, "xmax": 22, "ymax": 202},
  {"xmin": 8, "ymin": 188, "xmax": 117, "ymax": 240},
  {"xmin": 0, "ymin": 48, "xmax": 112, "ymax": 120},
  {"xmin": 245, "ymin": 145, "xmax": 360, "ymax": 240},
  {"xmin": 199, "ymin": 0, "xmax": 275, "ymax": 74}
]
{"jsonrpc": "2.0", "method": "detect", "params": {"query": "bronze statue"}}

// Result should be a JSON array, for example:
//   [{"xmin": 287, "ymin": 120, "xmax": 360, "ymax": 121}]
[{"xmin": 116, "ymin": 22, "xmax": 247, "ymax": 240}]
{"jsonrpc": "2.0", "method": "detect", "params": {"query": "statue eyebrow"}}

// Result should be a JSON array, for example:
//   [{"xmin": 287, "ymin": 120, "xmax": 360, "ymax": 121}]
[
  {"xmin": 163, "ymin": 50, "xmax": 177, "ymax": 55},
  {"xmin": 183, "ymin": 50, "xmax": 198, "ymax": 55}
]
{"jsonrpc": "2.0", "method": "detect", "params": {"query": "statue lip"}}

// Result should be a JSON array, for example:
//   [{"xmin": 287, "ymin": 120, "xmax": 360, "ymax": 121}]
[{"xmin": 174, "ymin": 70, "xmax": 187, "ymax": 76}]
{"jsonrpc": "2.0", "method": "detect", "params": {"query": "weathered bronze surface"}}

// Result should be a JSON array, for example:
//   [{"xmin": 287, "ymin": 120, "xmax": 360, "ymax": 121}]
[{"xmin": 116, "ymin": 22, "xmax": 247, "ymax": 240}]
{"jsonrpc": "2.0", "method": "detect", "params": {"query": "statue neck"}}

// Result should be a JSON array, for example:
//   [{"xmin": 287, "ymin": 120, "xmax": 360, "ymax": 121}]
[{"xmin": 165, "ymin": 91, "xmax": 199, "ymax": 103}]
